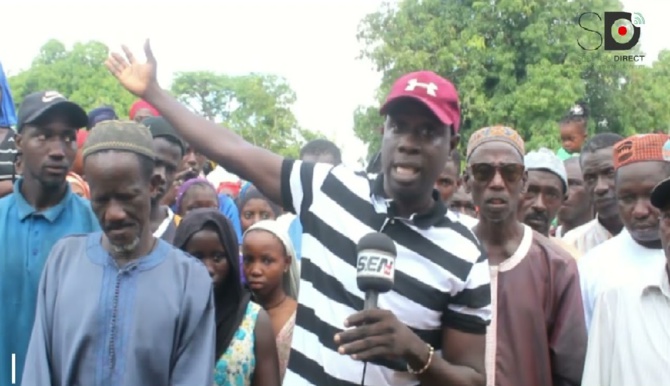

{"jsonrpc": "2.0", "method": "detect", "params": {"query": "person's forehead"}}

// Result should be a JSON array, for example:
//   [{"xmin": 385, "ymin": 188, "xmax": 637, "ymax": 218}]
[
  {"xmin": 441, "ymin": 161, "xmax": 458, "ymax": 175},
  {"xmin": 28, "ymin": 111, "xmax": 75, "ymax": 130},
  {"xmin": 616, "ymin": 161, "xmax": 668, "ymax": 184},
  {"xmin": 582, "ymin": 148, "xmax": 614, "ymax": 169},
  {"xmin": 560, "ymin": 121, "xmax": 583, "ymax": 132},
  {"xmin": 302, "ymin": 153, "xmax": 335, "ymax": 163},
  {"xmin": 186, "ymin": 184, "xmax": 216, "ymax": 196},
  {"xmin": 564, "ymin": 161, "xmax": 582, "ymax": 177},
  {"xmin": 86, "ymin": 151, "xmax": 139, "ymax": 170},
  {"xmin": 387, "ymin": 98, "xmax": 435, "ymax": 118},
  {"xmin": 469, "ymin": 141, "xmax": 523, "ymax": 164},
  {"xmin": 153, "ymin": 137, "xmax": 182, "ymax": 156},
  {"xmin": 527, "ymin": 169, "xmax": 562, "ymax": 188}
]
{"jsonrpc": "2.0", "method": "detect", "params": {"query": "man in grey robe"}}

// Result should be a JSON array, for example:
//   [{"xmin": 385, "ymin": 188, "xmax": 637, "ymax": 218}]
[{"xmin": 22, "ymin": 121, "xmax": 215, "ymax": 386}]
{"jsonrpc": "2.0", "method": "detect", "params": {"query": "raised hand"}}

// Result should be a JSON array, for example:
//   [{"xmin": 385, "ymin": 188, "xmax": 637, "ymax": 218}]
[{"xmin": 105, "ymin": 39, "xmax": 159, "ymax": 98}]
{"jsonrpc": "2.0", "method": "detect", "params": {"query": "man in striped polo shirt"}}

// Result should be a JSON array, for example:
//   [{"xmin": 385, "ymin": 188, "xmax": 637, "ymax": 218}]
[{"xmin": 107, "ymin": 43, "xmax": 492, "ymax": 386}]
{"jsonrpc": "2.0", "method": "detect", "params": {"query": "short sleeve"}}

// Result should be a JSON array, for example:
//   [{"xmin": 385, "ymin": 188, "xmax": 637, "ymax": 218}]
[
  {"xmin": 442, "ymin": 248, "xmax": 492, "ymax": 335},
  {"xmin": 280, "ymin": 159, "xmax": 333, "ymax": 216}
]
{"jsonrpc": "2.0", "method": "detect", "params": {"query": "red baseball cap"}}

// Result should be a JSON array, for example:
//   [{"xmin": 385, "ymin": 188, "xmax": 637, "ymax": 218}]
[{"xmin": 380, "ymin": 71, "xmax": 461, "ymax": 133}]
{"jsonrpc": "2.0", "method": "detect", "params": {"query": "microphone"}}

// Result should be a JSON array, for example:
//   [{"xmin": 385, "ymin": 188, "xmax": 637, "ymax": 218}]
[
  {"xmin": 356, "ymin": 232, "xmax": 397, "ymax": 311},
  {"xmin": 355, "ymin": 232, "xmax": 405, "ymax": 379}
]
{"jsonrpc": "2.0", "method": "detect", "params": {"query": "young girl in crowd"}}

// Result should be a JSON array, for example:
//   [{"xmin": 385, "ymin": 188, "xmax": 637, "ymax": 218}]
[
  {"xmin": 175, "ymin": 178, "xmax": 220, "ymax": 224},
  {"xmin": 237, "ymin": 185, "xmax": 282, "ymax": 232},
  {"xmin": 242, "ymin": 220, "xmax": 299, "ymax": 382},
  {"xmin": 237, "ymin": 185, "xmax": 302, "ymax": 264},
  {"xmin": 557, "ymin": 101, "xmax": 589, "ymax": 160},
  {"xmin": 174, "ymin": 208, "xmax": 280, "ymax": 386}
]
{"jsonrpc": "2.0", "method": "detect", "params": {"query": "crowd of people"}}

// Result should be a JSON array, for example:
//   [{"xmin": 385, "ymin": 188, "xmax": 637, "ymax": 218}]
[{"xmin": 0, "ymin": 40, "xmax": 667, "ymax": 386}]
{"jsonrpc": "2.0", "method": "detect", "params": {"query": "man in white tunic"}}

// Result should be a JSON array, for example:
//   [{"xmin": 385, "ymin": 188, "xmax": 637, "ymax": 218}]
[
  {"xmin": 578, "ymin": 134, "xmax": 669, "ymax": 329},
  {"xmin": 582, "ymin": 174, "xmax": 670, "ymax": 386},
  {"xmin": 562, "ymin": 133, "xmax": 624, "ymax": 254}
]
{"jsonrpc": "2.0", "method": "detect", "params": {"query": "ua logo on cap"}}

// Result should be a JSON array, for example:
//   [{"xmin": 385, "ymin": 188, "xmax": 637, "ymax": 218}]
[
  {"xmin": 405, "ymin": 79, "xmax": 438, "ymax": 97},
  {"xmin": 42, "ymin": 91, "xmax": 65, "ymax": 103}
]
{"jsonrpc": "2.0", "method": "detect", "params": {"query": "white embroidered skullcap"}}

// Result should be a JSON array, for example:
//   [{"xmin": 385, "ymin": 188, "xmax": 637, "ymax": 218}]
[{"xmin": 524, "ymin": 147, "xmax": 568, "ymax": 193}]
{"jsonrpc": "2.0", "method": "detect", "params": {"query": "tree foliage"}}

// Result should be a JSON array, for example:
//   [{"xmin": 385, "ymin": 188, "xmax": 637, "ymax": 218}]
[
  {"xmin": 355, "ymin": 0, "xmax": 670, "ymax": 157},
  {"xmin": 8, "ymin": 41, "xmax": 318, "ymax": 159},
  {"xmin": 8, "ymin": 40, "xmax": 135, "ymax": 116},
  {"xmin": 171, "ymin": 71, "xmax": 317, "ymax": 158}
]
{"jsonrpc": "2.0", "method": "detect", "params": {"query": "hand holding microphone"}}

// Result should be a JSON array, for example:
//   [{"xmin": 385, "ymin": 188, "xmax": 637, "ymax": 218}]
[{"xmin": 334, "ymin": 233, "xmax": 419, "ymax": 365}]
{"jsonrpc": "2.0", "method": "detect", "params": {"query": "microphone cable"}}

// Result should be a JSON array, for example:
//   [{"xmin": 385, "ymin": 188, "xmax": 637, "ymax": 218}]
[{"xmin": 360, "ymin": 361, "xmax": 368, "ymax": 386}]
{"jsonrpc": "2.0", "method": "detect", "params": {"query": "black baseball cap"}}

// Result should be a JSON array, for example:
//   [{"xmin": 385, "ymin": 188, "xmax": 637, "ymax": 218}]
[
  {"xmin": 650, "ymin": 177, "xmax": 670, "ymax": 209},
  {"xmin": 17, "ymin": 91, "xmax": 88, "ymax": 132},
  {"xmin": 142, "ymin": 117, "xmax": 185, "ymax": 155}
]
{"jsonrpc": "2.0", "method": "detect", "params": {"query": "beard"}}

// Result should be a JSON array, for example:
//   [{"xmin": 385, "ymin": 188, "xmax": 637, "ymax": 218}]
[{"xmin": 109, "ymin": 237, "xmax": 141, "ymax": 257}]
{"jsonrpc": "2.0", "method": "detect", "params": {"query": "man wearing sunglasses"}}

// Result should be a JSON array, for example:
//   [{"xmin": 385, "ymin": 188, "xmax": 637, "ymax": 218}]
[{"xmin": 465, "ymin": 126, "xmax": 586, "ymax": 386}]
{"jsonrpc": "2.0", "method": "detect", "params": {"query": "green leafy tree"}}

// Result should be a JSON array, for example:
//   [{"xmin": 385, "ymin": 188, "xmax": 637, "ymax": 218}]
[
  {"xmin": 614, "ymin": 50, "xmax": 670, "ymax": 134},
  {"xmin": 171, "ymin": 71, "xmax": 317, "ymax": 158},
  {"xmin": 355, "ymin": 0, "xmax": 638, "ymax": 156},
  {"xmin": 8, "ymin": 40, "xmax": 136, "ymax": 117},
  {"xmin": 353, "ymin": 105, "xmax": 384, "ymax": 159}
]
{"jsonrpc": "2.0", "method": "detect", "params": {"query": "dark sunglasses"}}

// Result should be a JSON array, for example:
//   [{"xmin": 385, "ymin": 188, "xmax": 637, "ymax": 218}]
[{"xmin": 469, "ymin": 163, "xmax": 525, "ymax": 184}]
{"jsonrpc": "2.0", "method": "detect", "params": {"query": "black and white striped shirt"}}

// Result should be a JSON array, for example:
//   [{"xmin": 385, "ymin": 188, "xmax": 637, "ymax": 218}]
[
  {"xmin": 281, "ymin": 159, "xmax": 492, "ymax": 386},
  {"xmin": 0, "ymin": 131, "xmax": 17, "ymax": 181}
]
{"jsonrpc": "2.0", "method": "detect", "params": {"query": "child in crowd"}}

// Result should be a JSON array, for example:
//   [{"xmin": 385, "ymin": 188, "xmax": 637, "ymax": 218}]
[
  {"xmin": 175, "ymin": 178, "xmax": 220, "ymax": 220},
  {"xmin": 175, "ymin": 208, "xmax": 280, "ymax": 386},
  {"xmin": 557, "ymin": 102, "xmax": 589, "ymax": 160},
  {"xmin": 237, "ymin": 185, "xmax": 282, "ymax": 233},
  {"xmin": 241, "ymin": 220, "xmax": 299, "ymax": 382}
]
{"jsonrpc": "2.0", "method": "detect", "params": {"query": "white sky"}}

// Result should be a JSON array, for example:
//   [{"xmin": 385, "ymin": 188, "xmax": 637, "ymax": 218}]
[{"xmin": 1, "ymin": 0, "xmax": 669, "ymax": 167}]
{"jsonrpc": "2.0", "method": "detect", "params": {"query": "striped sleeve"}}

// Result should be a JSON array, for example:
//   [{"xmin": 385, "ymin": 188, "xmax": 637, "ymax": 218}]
[
  {"xmin": 442, "ymin": 246, "xmax": 492, "ymax": 334},
  {"xmin": 280, "ymin": 159, "xmax": 332, "ymax": 217}
]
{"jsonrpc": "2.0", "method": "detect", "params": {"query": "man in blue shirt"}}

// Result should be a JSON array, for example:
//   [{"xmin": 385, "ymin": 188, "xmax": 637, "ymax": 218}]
[
  {"xmin": 288, "ymin": 139, "xmax": 343, "ymax": 261},
  {"xmin": 0, "ymin": 91, "xmax": 99, "ymax": 386}
]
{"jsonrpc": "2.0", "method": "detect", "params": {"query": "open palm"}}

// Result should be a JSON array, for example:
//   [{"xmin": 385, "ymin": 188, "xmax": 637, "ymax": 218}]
[{"xmin": 105, "ymin": 39, "xmax": 158, "ymax": 98}]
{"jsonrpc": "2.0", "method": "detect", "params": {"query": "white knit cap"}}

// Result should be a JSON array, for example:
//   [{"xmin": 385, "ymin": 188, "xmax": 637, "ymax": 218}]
[{"xmin": 524, "ymin": 147, "xmax": 568, "ymax": 193}]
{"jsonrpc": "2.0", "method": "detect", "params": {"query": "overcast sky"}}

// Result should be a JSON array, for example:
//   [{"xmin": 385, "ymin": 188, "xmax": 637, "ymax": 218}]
[{"xmin": 1, "ymin": 0, "xmax": 668, "ymax": 166}]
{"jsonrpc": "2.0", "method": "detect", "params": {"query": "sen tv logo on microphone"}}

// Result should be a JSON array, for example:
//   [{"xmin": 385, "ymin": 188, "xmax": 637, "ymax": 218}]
[
  {"xmin": 577, "ymin": 11, "xmax": 645, "ymax": 62},
  {"xmin": 357, "ymin": 254, "xmax": 394, "ymax": 277}
]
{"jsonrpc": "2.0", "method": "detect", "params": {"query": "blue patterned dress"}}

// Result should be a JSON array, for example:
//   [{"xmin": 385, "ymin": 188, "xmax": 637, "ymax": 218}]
[{"xmin": 214, "ymin": 302, "xmax": 261, "ymax": 386}]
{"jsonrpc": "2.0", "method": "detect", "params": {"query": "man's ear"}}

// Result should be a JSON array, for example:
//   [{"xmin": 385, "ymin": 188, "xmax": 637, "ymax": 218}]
[
  {"xmin": 463, "ymin": 172, "xmax": 472, "ymax": 193},
  {"xmin": 15, "ymin": 134, "xmax": 23, "ymax": 152},
  {"xmin": 149, "ymin": 172, "xmax": 162, "ymax": 198},
  {"xmin": 450, "ymin": 133, "xmax": 460, "ymax": 152},
  {"xmin": 520, "ymin": 170, "xmax": 529, "ymax": 194}
]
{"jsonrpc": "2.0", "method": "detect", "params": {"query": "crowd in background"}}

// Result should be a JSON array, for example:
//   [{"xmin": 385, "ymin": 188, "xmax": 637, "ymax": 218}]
[{"xmin": 0, "ymin": 41, "xmax": 667, "ymax": 386}]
